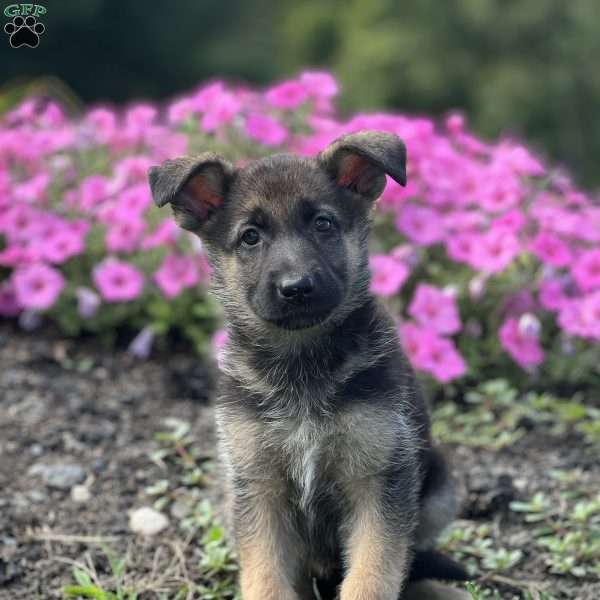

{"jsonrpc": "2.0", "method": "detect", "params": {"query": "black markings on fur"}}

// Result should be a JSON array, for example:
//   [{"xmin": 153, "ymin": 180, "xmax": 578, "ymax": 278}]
[{"xmin": 408, "ymin": 549, "xmax": 470, "ymax": 582}]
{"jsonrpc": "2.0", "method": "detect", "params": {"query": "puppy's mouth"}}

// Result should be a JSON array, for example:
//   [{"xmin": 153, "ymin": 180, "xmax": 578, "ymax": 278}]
[{"xmin": 264, "ymin": 306, "xmax": 335, "ymax": 330}]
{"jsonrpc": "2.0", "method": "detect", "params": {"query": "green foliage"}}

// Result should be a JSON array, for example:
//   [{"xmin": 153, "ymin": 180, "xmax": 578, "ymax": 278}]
[
  {"xmin": 510, "ymin": 489, "xmax": 600, "ymax": 578},
  {"xmin": 433, "ymin": 379, "xmax": 600, "ymax": 449},
  {"xmin": 63, "ymin": 551, "xmax": 138, "ymax": 600}
]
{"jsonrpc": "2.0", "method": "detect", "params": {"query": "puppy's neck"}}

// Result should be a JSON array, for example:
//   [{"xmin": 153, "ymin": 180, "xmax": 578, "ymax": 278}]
[{"xmin": 220, "ymin": 296, "xmax": 396, "ymax": 418}]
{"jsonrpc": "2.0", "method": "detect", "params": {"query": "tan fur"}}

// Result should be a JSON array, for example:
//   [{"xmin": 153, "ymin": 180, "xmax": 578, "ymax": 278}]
[
  {"xmin": 340, "ymin": 482, "xmax": 408, "ymax": 600},
  {"xmin": 238, "ymin": 533, "xmax": 299, "ymax": 600},
  {"xmin": 217, "ymin": 401, "xmax": 417, "ymax": 600}
]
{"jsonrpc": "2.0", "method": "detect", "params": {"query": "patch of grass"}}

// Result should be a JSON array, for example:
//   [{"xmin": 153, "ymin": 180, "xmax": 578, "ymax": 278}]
[
  {"xmin": 433, "ymin": 379, "xmax": 600, "ymax": 450},
  {"xmin": 62, "ymin": 545, "xmax": 139, "ymax": 599},
  {"xmin": 439, "ymin": 522, "xmax": 522, "ymax": 576},
  {"xmin": 510, "ymin": 488, "xmax": 600, "ymax": 579},
  {"xmin": 464, "ymin": 582, "xmax": 555, "ymax": 600}
]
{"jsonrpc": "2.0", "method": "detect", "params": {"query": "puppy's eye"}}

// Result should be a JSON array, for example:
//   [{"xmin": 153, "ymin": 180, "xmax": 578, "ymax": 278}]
[
  {"xmin": 241, "ymin": 228, "xmax": 260, "ymax": 246},
  {"xmin": 314, "ymin": 216, "xmax": 332, "ymax": 232}
]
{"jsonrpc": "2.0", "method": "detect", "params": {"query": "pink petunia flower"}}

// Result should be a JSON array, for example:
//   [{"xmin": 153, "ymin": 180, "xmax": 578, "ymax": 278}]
[
  {"xmin": 0, "ymin": 241, "xmax": 41, "ymax": 267},
  {"xmin": 112, "ymin": 156, "xmax": 155, "ymax": 189},
  {"xmin": 125, "ymin": 104, "xmax": 157, "ymax": 136},
  {"xmin": 408, "ymin": 284, "xmax": 461, "ymax": 334},
  {"xmin": 499, "ymin": 317, "xmax": 544, "ymax": 368},
  {"xmin": 167, "ymin": 97, "xmax": 196, "ymax": 124},
  {"xmin": 85, "ymin": 107, "xmax": 117, "ymax": 144},
  {"xmin": 75, "ymin": 175, "xmax": 111, "ymax": 212},
  {"xmin": 578, "ymin": 292, "xmax": 600, "ymax": 339},
  {"xmin": 539, "ymin": 278, "xmax": 569, "ymax": 312},
  {"xmin": 470, "ymin": 230, "xmax": 521, "ymax": 274},
  {"xmin": 529, "ymin": 232, "xmax": 572, "ymax": 268},
  {"xmin": 116, "ymin": 183, "xmax": 152, "ymax": 216},
  {"xmin": 399, "ymin": 322, "xmax": 466, "ymax": 382},
  {"xmin": 398, "ymin": 322, "xmax": 436, "ymax": 371},
  {"xmin": 93, "ymin": 258, "xmax": 144, "ymax": 302},
  {"xmin": 154, "ymin": 254, "xmax": 200, "ymax": 299},
  {"xmin": 493, "ymin": 143, "xmax": 545, "ymax": 176},
  {"xmin": 395, "ymin": 204, "xmax": 444, "ymax": 246},
  {"xmin": 420, "ymin": 335, "xmax": 467, "ymax": 382},
  {"xmin": 558, "ymin": 293, "xmax": 600, "ymax": 340},
  {"xmin": 42, "ymin": 227, "xmax": 86, "ymax": 264},
  {"xmin": 193, "ymin": 81, "xmax": 226, "ymax": 111},
  {"xmin": 0, "ymin": 204, "xmax": 40, "ymax": 242},
  {"xmin": 105, "ymin": 218, "xmax": 145, "ymax": 253},
  {"xmin": 369, "ymin": 255, "xmax": 410, "ymax": 297},
  {"xmin": 200, "ymin": 92, "xmax": 241, "ymax": 132},
  {"xmin": 571, "ymin": 249, "xmax": 600, "ymax": 293},
  {"xmin": 300, "ymin": 71, "xmax": 338, "ymax": 98},
  {"xmin": 13, "ymin": 172, "xmax": 50, "ymax": 204},
  {"xmin": 300, "ymin": 71, "xmax": 338, "ymax": 112},
  {"xmin": 141, "ymin": 218, "xmax": 180, "ymax": 250},
  {"xmin": 265, "ymin": 80, "xmax": 308, "ymax": 109},
  {"xmin": 492, "ymin": 209, "xmax": 526, "ymax": 234},
  {"xmin": 245, "ymin": 113, "xmax": 288, "ymax": 146},
  {"xmin": 12, "ymin": 263, "xmax": 65, "ymax": 311},
  {"xmin": 479, "ymin": 171, "xmax": 523, "ymax": 213},
  {"xmin": 446, "ymin": 232, "xmax": 477, "ymax": 265}
]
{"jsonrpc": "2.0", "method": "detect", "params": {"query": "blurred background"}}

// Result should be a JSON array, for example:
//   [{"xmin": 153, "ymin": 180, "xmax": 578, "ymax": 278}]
[{"xmin": 1, "ymin": 0, "xmax": 599, "ymax": 188}]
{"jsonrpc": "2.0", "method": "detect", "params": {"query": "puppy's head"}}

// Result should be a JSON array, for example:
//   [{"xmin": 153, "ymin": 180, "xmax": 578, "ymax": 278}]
[{"xmin": 149, "ymin": 131, "xmax": 406, "ymax": 332}]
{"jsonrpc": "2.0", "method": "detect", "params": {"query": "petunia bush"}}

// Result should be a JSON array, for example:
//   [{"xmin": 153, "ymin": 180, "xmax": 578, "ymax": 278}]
[{"xmin": 0, "ymin": 73, "xmax": 599, "ymax": 394}]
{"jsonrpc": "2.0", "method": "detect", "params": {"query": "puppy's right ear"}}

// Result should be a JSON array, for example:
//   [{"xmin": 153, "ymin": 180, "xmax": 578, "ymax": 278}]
[{"xmin": 148, "ymin": 153, "xmax": 234, "ymax": 233}]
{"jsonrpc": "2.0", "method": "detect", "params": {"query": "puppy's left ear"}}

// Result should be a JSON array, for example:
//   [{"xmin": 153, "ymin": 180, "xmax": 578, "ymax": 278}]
[
  {"xmin": 318, "ymin": 130, "xmax": 406, "ymax": 201},
  {"xmin": 148, "ymin": 153, "xmax": 234, "ymax": 233}
]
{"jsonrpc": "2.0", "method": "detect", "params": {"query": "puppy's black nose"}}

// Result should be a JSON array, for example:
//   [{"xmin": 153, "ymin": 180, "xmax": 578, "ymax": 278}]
[{"xmin": 277, "ymin": 275, "xmax": 314, "ymax": 300}]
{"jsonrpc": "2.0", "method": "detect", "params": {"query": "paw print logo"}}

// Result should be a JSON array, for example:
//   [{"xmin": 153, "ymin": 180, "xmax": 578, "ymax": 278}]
[{"xmin": 4, "ymin": 15, "xmax": 45, "ymax": 48}]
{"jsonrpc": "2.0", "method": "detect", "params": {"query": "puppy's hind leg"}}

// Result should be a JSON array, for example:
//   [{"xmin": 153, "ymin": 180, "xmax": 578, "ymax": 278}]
[
  {"xmin": 415, "ymin": 447, "xmax": 460, "ymax": 551},
  {"xmin": 409, "ymin": 447, "xmax": 470, "ymax": 584}
]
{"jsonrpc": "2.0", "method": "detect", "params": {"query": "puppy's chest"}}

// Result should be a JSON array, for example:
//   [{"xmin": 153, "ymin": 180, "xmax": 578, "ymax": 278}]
[
  {"xmin": 273, "ymin": 414, "xmax": 391, "ymax": 512},
  {"xmin": 279, "ymin": 421, "xmax": 331, "ymax": 510}
]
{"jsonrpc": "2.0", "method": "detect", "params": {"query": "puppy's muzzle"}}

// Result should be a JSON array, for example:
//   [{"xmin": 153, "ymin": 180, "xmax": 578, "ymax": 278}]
[{"xmin": 277, "ymin": 274, "xmax": 315, "ymax": 304}]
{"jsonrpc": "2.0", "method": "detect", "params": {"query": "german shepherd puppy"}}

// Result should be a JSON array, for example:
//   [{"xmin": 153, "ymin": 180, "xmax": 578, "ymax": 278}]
[{"xmin": 149, "ymin": 131, "xmax": 467, "ymax": 600}]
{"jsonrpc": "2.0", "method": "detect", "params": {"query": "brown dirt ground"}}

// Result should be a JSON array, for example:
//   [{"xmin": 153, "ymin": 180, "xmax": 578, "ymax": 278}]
[{"xmin": 0, "ymin": 322, "xmax": 598, "ymax": 599}]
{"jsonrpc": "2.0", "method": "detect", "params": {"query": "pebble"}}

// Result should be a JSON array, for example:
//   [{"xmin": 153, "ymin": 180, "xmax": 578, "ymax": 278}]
[
  {"xmin": 29, "ymin": 443, "xmax": 43, "ymax": 457},
  {"xmin": 29, "ymin": 463, "xmax": 86, "ymax": 490},
  {"xmin": 71, "ymin": 484, "xmax": 91, "ymax": 503},
  {"xmin": 129, "ymin": 507, "xmax": 169, "ymax": 536},
  {"xmin": 170, "ymin": 494, "xmax": 196, "ymax": 520}
]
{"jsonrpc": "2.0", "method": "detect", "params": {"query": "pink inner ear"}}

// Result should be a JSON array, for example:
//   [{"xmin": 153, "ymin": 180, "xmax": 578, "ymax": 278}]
[
  {"xmin": 184, "ymin": 173, "xmax": 224, "ymax": 220},
  {"xmin": 337, "ymin": 155, "xmax": 371, "ymax": 189}
]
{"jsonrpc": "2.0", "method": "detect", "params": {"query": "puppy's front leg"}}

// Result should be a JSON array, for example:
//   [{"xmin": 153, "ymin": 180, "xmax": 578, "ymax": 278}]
[
  {"xmin": 235, "ymin": 485, "xmax": 306, "ymax": 600},
  {"xmin": 340, "ymin": 479, "xmax": 414, "ymax": 600},
  {"xmin": 218, "ymin": 409, "xmax": 307, "ymax": 599}
]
